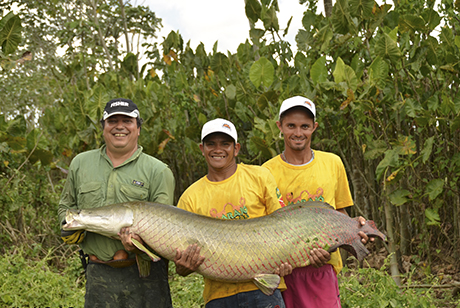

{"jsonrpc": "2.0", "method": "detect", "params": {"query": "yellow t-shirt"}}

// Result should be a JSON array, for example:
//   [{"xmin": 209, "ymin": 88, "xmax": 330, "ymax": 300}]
[
  {"xmin": 262, "ymin": 150, "xmax": 354, "ymax": 274},
  {"xmin": 177, "ymin": 163, "xmax": 286, "ymax": 303}
]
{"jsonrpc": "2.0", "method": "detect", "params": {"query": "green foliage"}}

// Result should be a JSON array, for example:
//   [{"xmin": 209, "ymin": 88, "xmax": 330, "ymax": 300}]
[
  {"xmin": 340, "ymin": 267, "xmax": 437, "ymax": 308},
  {"xmin": 0, "ymin": 248, "xmax": 85, "ymax": 307},
  {"xmin": 0, "ymin": 12, "xmax": 22, "ymax": 56},
  {"xmin": 0, "ymin": 0, "xmax": 460, "ymax": 303},
  {"xmin": 168, "ymin": 263, "xmax": 205, "ymax": 308}
]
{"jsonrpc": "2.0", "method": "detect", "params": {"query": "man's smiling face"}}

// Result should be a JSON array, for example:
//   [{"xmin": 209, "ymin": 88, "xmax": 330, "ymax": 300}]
[
  {"xmin": 277, "ymin": 108, "xmax": 317, "ymax": 152},
  {"xmin": 103, "ymin": 115, "xmax": 140, "ymax": 156},
  {"xmin": 200, "ymin": 133, "xmax": 239, "ymax": 172}
]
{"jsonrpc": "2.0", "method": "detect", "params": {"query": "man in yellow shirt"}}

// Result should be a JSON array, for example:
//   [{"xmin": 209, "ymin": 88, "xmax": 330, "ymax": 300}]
[
  {"xmin": 263, "ymin": 96, "xmax": 369, "ymax": 308},
  {"xmin": 174, "ymin": 118, "xmax": 291, "ymax": 308}
]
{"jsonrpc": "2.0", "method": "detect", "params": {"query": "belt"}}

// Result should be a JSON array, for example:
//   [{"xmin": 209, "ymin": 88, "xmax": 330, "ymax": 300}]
[{"xmin": 89, "ymin": 250, "xmax": 136, "ymax": 268}]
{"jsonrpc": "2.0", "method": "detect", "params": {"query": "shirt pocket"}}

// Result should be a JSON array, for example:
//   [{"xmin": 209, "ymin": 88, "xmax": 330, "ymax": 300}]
[
  {"xmin": 78, "ymin": 182, "xmax": 103, "ymax": 208},
  {"xmin": 120, "ymin": 184, "xmax": 149, "ymax": 202}
]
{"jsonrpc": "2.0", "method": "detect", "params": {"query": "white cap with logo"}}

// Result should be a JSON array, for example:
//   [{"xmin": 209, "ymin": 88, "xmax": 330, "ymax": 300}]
[
  {"xmin": 201, "ymin": 118, "xmax": 238, "ymax": 143},
  {"xmin": 279, "ymin": 96, "xmax": 316, "ymax": 120}
]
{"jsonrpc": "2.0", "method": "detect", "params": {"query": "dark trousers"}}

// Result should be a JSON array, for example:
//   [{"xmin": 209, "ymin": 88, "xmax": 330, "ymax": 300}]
[
  {"xmin": 85, "ymin": 260, "xmax": 172, "ymax": 308},
  {"xmin": 206, "ymin": 289, "xmax": 286, "ymax": 308}
]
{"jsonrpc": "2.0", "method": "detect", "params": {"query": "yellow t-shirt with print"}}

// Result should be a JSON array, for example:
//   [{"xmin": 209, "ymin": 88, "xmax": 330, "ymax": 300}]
[
  {"xmin": 177, "ymin": 163, "xmax": 286, "ymax": 304},
  {"xmin": 262, "ymin": 150, "xmax": 354, "ymax": 274}
]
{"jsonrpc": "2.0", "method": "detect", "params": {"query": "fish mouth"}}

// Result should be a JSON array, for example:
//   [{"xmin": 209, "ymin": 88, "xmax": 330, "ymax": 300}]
[{"xmin": 62, "ymin": 209, "xmax": 84, "ymax": 230}]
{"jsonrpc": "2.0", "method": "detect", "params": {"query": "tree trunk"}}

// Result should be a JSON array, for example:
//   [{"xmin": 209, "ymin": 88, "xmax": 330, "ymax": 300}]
[
  {"xmin": 383, "ymin": 188, "xmax": 401, "ymax": 285},
  {"xmin": 324, "ymin": 0, "xmax": 333, "ymax": 17},
  {"xmin": 88, "ymin": 0, "xmax": 114, "ymax": 70},
  {"xmin": 118, "ymin": 0, "xmax": 130, "ymax": 54}
]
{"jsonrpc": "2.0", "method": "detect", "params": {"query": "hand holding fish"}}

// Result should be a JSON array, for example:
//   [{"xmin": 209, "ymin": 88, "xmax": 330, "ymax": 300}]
[
  {"xmin": 274, "ymin": 262, "xmax": 292, "ymax": 277},
  {"xmin": 308, "ymin": 248, "xmax": 331, "ymax": 268},
  {"xmin": 357, "ymin": 216, "xmax": 374, "ymax": 244},
  {"xmin": 174, "ymin": 243, "xmax": 205, "ymax": 277},
  {"xmin": 118, "ymin": 227, "xmax": 144, "ymax": 254}
]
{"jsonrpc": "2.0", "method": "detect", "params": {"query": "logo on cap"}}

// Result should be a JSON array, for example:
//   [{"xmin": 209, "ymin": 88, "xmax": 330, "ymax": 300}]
[
  {"xmin": 102, "ymin": 98, "xmax": 140, "ymax": 121},
  {"xmin": 110, "ymin": 101, "xmax": 130, "ymax": 108}
]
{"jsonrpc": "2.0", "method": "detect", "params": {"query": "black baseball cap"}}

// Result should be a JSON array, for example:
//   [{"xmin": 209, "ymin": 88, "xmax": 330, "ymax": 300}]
[{"xmin": 102, "ymin": 98, "xmax": 140, "ymax": 120}]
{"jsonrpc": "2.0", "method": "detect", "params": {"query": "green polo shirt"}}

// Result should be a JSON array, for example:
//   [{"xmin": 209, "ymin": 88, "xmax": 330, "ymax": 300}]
[{"xmin": 58, "ymin": 144, "xmax": 175, "ymax": 261}]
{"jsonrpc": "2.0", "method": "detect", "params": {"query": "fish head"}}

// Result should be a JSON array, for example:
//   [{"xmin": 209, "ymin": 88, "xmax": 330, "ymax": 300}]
[{"xmin": 63, "ymin": 204, "xmax": 134, "ymax": 239}]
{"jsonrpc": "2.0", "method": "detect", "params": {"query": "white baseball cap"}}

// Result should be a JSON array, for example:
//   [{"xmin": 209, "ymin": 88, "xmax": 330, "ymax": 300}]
[
  {"xmin": 279, "ymin": 96, "xmax": 316, "ymax": 120},
  {"xmin": 201, "ymin": 118, "xmax": 238, "ymax": 143}
]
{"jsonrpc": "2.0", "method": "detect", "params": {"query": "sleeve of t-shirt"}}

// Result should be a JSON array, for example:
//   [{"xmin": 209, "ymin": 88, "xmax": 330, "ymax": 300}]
[
  {"xmin": 334, "ymin": 159, "xmax": 353, "ymax": 210},
  {"xmin": 262, "ymin": 169, "xmax": 283, "ymax": 215},
  {"xmin": 177, "ymin": 191, "xmax": 194, "ymax": 213}
]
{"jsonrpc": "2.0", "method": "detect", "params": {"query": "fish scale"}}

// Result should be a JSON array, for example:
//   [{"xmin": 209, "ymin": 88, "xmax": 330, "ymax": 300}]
[{"xmin": 64, "ymin": 200, "xmax": 386, "ymax": 283}]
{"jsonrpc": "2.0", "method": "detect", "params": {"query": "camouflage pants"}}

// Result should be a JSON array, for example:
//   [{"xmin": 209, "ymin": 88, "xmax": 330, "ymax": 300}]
[{"xmin": 84, "ymin": 260, "xmax": 172, "ymax": 308}]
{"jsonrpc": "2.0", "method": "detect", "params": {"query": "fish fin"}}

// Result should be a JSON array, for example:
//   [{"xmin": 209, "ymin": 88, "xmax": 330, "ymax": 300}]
[
  {"xmin": 330, "ymin": 241, "xmax": 370, "ymax": 261},
  {"xmin": 131, "ymin": 238, "xmax": 162, "ymax": 262},
  {"xmin": 253, "ymin": 274, "xmax": 280, "ymax": 296},
  {"xmin": 136, "ymin": 254, "xmax": 151, "ymax": 278}
]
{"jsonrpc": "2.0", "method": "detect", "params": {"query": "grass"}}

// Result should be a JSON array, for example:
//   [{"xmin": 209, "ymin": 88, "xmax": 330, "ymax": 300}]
[{"xmin": 0, "ymin": 249, "xmax": 458, "ymax": 308}]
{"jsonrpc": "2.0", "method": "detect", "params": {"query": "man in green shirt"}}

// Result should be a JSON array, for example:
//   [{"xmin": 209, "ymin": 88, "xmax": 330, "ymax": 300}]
[{"xmin": 58, "ymin": 98, "xmax": 175, "ymax": 308}]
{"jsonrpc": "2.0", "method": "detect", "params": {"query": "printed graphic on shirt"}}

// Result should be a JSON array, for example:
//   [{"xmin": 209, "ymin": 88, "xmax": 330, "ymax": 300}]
[
  {"xmin": 276, "ymin": 187, "xmax": 286, "ymax": 207},
  {"xmin": 285, "ymin": 187, "xmax": 324, "ymax": 206},
  {"xmin": 209, "ymin": 197, "xmax": 249, "ymax": 220}
]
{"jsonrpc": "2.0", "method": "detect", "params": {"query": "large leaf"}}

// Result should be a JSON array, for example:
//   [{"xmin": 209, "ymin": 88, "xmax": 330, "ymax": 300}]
[
  {"xmin": 425, "ymin": 208, "xmax": 440, "ymax": 226},
  {"xmin": 398, "ymin": 14, "xmax": 426, "ymax": 33},
  {"xmin": 421, "ymin": 136, "xmax": 434, "ymax": 163},
  {"xmin": 262, "ymin": 5, "xmax": 279, "ymax": 31},
  {"xmin": 315, "ymin": 25, "xmax": 334, "ymax": 52},
  {"xmin": 375, "ymin": 33, "xmax": 402, "ymax": 64},
  {"xmin": 331, "ymin": 0, "xmax": 352, "ymax": 35},
  {"xmin": 245, "ymin": 0, "xmax": 262, "ymax": 23},
  {"xmin": 333, "ymin": 57, "xmax": 358, "ymax": 91},
  {"xmin": 421, "ymin": 8, "xmax": 441, "ymax": 32},
  {"xmin": 225, "ymin": 84, "xmax": 237, "ymax": 100},
  {"xmin": 349, "ymin": 0, "xmax": 374, "ymax": 19},
  {"xmin": 310, "ymin": 56, "xmax": 328, "ymax": 84},
  {"xmin": 404, "ymin": 98, "xmax": 423, "ymax": 118},
  {"xmin": 0, "ymin": 11, "xmax": 15, "ymax": 30},
  {"xmin": 423, "ymin": 36, "xmax": 439, "ymax": 65},
  {"xmin": 0, "ymin": 15, "xmax": 22, "ymax": 55},
  {"xmin": 249, "ymin": 57, "xmax": 274, "ymax": 88},
  {"xmin": 368, "ymin": 56, "xmax": 389, "ymax": 89},
  {"xmin": 295, "ymin": 29, "xmax": 312, "ymax": 51},
  {"xmin": 425, "ymin": 179, "xmax": 444, "ymax": 201},
  {"xmin": 376, "ymin": 149, "xmax": 399, "ymax": 181},
  {"xmin": 425, "ymin": 95, "xmax": 439, "ymax": 112},
  {"xmin": 455, "ymin": 36, "xmax": 460, "ymax": 49},
  {"xmin": 389, "ymin": 189, "xmax": 411, "ymax": 206},
  {"xmin": 29, "ymin": 149, "xmax": 53, "ymax": 166},
  {"xmin": 250, "ymin": 135, "xmax": 276, "ymax": 158},
  {"xmin": 211, "ymin": 52, "xmax": 229, "ymax": 74}
]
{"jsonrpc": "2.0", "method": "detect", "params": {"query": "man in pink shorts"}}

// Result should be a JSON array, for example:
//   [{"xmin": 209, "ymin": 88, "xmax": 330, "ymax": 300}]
[{"xmin": 263, "ymin": 96, "xmax": 369, "ymax": 307}]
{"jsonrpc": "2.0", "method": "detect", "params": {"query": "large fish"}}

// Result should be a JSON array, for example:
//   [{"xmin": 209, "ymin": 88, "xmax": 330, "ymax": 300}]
[{"xmin": 63, "ymin": 201, "xmax": 386, "ymax": 295}]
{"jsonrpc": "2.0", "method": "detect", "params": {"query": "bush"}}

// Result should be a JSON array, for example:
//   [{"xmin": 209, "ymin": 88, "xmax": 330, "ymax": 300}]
[{"xmin": 0, "ymin": 247, "xmax": 85, "ymax": 307}]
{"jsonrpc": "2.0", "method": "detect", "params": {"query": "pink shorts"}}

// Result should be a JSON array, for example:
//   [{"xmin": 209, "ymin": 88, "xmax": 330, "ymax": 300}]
[{"xmin": 282, "ymin": 265, "xmax": 341, "ymax": 308}]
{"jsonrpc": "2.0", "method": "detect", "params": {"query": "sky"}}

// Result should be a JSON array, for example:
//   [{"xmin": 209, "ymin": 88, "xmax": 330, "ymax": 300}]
[{"xmin": 140, "ymin": 0, "xmax": 313, "ymax": 53}]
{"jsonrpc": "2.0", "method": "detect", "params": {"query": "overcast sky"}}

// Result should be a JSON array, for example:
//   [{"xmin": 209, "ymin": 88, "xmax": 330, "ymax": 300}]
[{"xmin": 141, "ymin": 0, "xmax": 313, "ymax": 53}]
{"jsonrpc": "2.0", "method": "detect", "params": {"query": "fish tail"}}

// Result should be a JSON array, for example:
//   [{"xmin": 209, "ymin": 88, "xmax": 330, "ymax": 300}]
[
  {"xmin": 330, "ymin": 240, "xmax": 370, "ymax": 261},
  {"xmin": 365, "ymin": 220, "xmax": 387, "ymax": 242}
]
